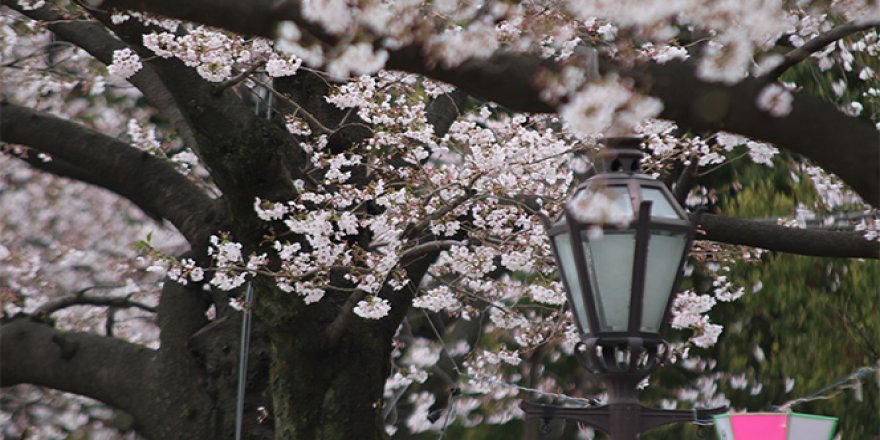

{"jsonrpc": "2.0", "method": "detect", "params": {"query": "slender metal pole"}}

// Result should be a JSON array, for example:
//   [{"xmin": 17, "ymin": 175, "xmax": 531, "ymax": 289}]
[{"xmin": 235, "ymin": 282, "xmax": 254, "ymax": 440}]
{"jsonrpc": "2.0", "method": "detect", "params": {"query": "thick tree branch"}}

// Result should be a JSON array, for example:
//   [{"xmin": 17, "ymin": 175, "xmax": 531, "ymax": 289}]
[
  {"xmin": 17, "ymin": 149, "xmax": 164, "ymax": 222},
  {"xmin": 0, "ymin": 102, "xmax": 216, "ymax": 245},
  {"xmin": 673, "ymin": 161, "xmax": 699, "ymax": 205},
  {"xmin": 79, "ymin": 0, "xmax": 557, "ymax": 111},
  {"xmin": 637, "ymin": 60, "xmax": 880, "ymax": 207},
  {"xmin": 698, "ymin": 213, "xmax": 880, "ymax": 259},
  {"xmin": 47, "ymin": 1, "xmax": 880, "ymax": 206},
  {"xmin": 95, "ymin": 0, "xmax": 292, "ymax": 38},
  {"xmin": 0, "ymin": 316, "xmax": 155, "ymax": 413},
  {"xmin": 155, "ymin": 276, "xmax": 209, "ymax": 351},
  {"xmin": 3, "ymin": 1, "xmax": 202, "ymax": 153},
  {"xmin": 8, "ymin": 1, "xmax": 302, "ymax": 231},
  {"xmin": 389, "ymin": 49, "xmax": 557, "ymax": 113},
  {"xmin": 93, "ymin": 14, "xmax": 303, "ymax": 233},
  {"xmin": 396, "ymin": 49, "xmax": 880, "ymax": 205},
  {"xmin": 425, "ymin": 89, "xmax": 468, "ymax": 139},
  {"xmin": 325, "ymin": 290, "xmax": 366, "ymax": 347},
  {"xmin": 0, "ymin": 314, "xmax": 235, "ymax": 439},
  {"xmin": 764, "ymin": 20, "xmax": 880, "ymax": 81}
]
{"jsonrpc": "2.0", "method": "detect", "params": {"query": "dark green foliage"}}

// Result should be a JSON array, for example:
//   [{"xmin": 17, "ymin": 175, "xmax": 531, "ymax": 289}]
[{"xmin": 647, "ymin": 157, "xmax": 879, "ymax": 440}]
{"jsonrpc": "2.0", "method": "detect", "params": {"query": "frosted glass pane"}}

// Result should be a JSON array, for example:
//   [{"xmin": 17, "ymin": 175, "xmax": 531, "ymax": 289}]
[
  {"xmin": 569, "ymin": 187, "xmax": 633, "ymax": 223},
  {"xmin": 788, "ymin": 414, "xmax": 837, "ymax": 440},
  {"xmin": 640, "ymin": 231, "xmax": 688, "ymax": 332},
  {"xmin": 584, "ymin": 232, "xmax": 635, "ymax": 332},
  {"xmin": 714, "ymin": 416, "xmax": 735, "ymax": 440},
  {"xmin": 554, "ymin": 233, "xmax": 590, "ymax": 334},
  {"xmin": 641, "ymin": 187, "xmax": 681, "ymax": 219},
  {"xmin": 607, "ymin": 186, "xmax": 634, "ymax": 219}
]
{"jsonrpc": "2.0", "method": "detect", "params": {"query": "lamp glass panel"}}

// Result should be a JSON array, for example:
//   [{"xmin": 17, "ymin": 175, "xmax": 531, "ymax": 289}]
[
  {"xmin": 713, "ymin": 415, "xmax": 734, "ymax": 440},
  {"xmin": 553, "ymin": 232, "xmax": 590, "ymax": 334},
  {"xmin": 640, "ymin": 230, "xmax": 689, "ymax": 332},
  {"xmin": 787, "ymin": 414, "xmax": 837, "ymax": 440},
  {"xmin": 607, "ymin": 186, "xmax": 634, "ymax": 219},
  {"xmin": 570, "ymin": 186, "xmax": 633, "ymax": 222},
  {"xmin": 582, "ymin": 230, "xmax": 635, "ymax": 332},
  {"xmin": 641, "ymin": 187, "xmax": 681, "ymax": 219}
]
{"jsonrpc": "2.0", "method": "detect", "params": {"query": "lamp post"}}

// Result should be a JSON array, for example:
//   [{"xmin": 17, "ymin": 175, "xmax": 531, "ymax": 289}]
[{"xmin": 520, "ymin": 138, "xmax": 726, "ymax": 439}]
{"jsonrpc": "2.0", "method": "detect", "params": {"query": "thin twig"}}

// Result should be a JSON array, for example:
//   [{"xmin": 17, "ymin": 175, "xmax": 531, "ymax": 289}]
[
  {"xmin": 105, "ymin": 307, "xmax": 117, "ymax": 336},
  {"xmin": 325, "ymin": 289, "xmax": 366, "ymax": 346},
  {"xmin": 421, "ymin": 310, "xmax": 463, "ymax": 376},
  {"xmin": 400, "ymin": 240, "xmax": 465, "ymax": 261},
  {"xmin": 35, "ymin": 286, "xmax": 156, "ymax": 315},
  {"xmin": 251, "ymin": 78, "xmax": 334, "ymax": 134},
  {"xmin": 404, "ymin": 173, "xmax": 485, "ymax": 238},
  {"xmin": 833, "ymin": 303, "xmax": 880, "ymax": 361},
  {"xmin": 674, "ymin": 160, "xmax": 699, "ymax": 205},
  {"xmin": 214, "ymin": 61, "xmax": 264, "ymax": 94},
  {"xmin": 697, "ymin": 152, "xmax": 748, "ymax": 177}
]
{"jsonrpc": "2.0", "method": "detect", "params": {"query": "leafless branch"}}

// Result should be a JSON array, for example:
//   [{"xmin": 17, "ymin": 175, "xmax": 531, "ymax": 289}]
[
  {"xmin": 214, "ymin": 61, "xmax": 265, "ymax": 93},
  {"xmin": 0, "ymin": 316, "xmax": 155, "ymax": 411},
  {"xmin": 400, "ymin": 240, "xmax": 466, "ymax": 261},
  {"xmin": 0, "ymin": 103, "xmax": 217, "ymax": 245},
  {"xmin": 325, "ymin": 289, "xmax": 366, "ymax": 347},
  {"xmin": 35, "ymin": 287, "xmax": 157, "ymax": 316},
  {"xmin": 698, "ymin": 213, "xmax": 880, "ymax": 259},
  {"xmin": 674, "ymin": 160, "xmax": 700, "ymax": 205}
]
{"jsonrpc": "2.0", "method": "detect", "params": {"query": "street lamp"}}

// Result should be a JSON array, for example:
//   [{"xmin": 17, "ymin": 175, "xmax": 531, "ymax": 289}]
[{"xmin": 520, "ymin": 138, "xmax": 726, "ymax": 439}]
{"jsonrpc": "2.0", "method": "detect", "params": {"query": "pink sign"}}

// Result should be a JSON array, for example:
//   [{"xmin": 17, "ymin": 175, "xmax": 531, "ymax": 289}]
[
  {"xmin": 716, "ymin": 412, "xmax": 838, "ymax": 440},
  {"xmin": 729, "ymin": 414, "xmax": 787, "ymax": 440}
]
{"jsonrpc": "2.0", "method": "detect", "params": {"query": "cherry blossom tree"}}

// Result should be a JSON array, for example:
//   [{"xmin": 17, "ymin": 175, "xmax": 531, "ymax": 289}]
[{"xmin": 1, "ymin": 0, "xmax": 878, "ymax": 439}]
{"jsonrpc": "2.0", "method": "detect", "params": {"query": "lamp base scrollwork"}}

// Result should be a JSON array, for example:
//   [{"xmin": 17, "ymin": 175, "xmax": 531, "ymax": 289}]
[{"xmin": 521, "ymin": 337, "xmax": 727, "ymax": 439}]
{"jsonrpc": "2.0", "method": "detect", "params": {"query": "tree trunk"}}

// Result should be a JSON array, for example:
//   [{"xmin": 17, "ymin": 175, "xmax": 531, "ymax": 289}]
[{"xmin": 268, "ymin": 326, "xmax": 392, "ymax": 440}]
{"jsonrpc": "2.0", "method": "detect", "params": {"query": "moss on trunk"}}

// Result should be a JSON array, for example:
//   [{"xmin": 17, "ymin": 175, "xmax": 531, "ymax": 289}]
[{"xmin": 268, "ymin": 326, "xmax": 392, "ymax": 440}]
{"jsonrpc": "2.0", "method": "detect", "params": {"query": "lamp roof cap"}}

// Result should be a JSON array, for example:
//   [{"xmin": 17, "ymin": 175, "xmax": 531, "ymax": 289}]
[{"xmin": 595, "ymin": 138, "xmax": 645, "ymax": 174}]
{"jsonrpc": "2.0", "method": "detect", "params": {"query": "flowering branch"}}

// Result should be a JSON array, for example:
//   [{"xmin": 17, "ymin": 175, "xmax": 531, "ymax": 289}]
[
  {"xmin": 95, "ymin": 0, "xmax": 292, "ymax": 38},
  {"xmin": 54, "ymin": 1, "xmax": 880, "ymax": 206}
]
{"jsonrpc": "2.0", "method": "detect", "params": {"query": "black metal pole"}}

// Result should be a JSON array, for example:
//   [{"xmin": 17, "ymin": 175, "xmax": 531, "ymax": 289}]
[{"xmin": 604, "ymin": 374, "xmax": 644, "ymax": 440}]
